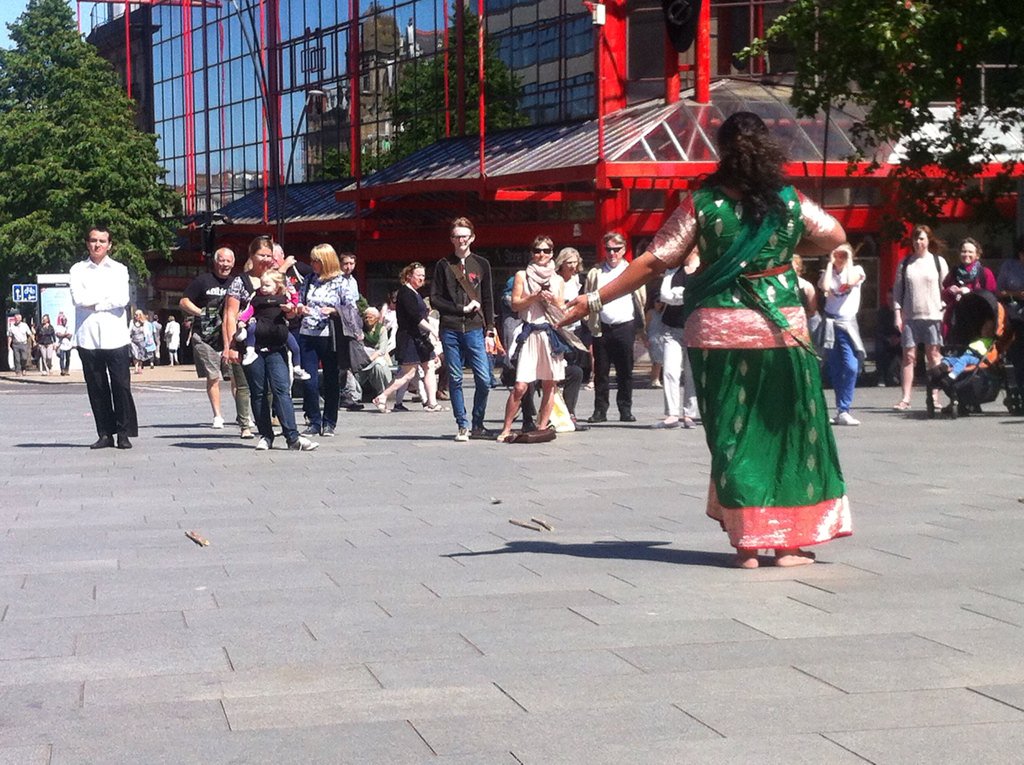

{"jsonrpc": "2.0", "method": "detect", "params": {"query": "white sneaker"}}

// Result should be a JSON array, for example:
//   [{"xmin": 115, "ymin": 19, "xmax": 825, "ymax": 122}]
[
  {"xmin": 289, "ymin": 435, "xmax": 319, "ymax": 451},
  {"xmin": 834, "ymin": 411, "xmax": 861, "ymax": 426},
  {"xmin": 293, "ymin": 365, "xmax": 311, "ymax": 381},
  {"xmin": 212, "ymin": 415, "xmax": 225, "ymax": 429},
  {"xmin": 241, "ymin": 347, "xmax": 258, "ymax": 366},
  {"xmin": 255, "ymin": 436, "xmax": 271, "ymax": 450},
  {"xmin": 454, "ymin": 428, "xmax": 470, "ymax": 442}
]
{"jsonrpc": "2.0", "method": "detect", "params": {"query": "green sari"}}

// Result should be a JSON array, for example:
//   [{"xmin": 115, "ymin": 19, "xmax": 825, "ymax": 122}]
[{"xmin": 683, "ymin": 185, "xmax": 851, "ymax": 551}]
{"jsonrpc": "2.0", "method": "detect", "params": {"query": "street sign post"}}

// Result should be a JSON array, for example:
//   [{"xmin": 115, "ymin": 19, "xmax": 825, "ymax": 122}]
[{"xmin": 11, "ymin": 284, "xmax": 39, "ymax": 303}]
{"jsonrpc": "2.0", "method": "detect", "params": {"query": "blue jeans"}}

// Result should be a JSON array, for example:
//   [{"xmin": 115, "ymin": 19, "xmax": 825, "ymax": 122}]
[
  {"xmin": 441, "ymin": 327, "xmax": 491, "ymax": 429},
  {"xmin": 826, "ymin": 325, "xmax": 858, "ymax": 414},
  {"xmin": 298, "ymin": 334, "xmax": 338, "ymax": 430},
  {"xmin": 243, "ymin": 347, "xmax": 299, "ymax": 445},
  {"xmin": 941, "ymin": 350, "xmax": 982, "ymax": 378}
]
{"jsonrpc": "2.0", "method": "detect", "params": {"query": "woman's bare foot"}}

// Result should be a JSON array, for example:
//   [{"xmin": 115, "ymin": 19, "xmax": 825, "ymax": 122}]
[
  {"xmin": 774, "ymin": 548, "xmax": 816, "ymax": 567},
  {"xmin": 735, "ymin": 550, "xmax": 759, "ymax": 568}
]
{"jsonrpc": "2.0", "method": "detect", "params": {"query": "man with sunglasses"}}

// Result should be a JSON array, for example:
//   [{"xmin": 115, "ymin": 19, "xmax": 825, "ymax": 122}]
[
  {"xmin": 583, "ymin": 232, "xmax": 647, "ymax": 423},
  {"xmin": 431, "ymin": 217, "xmax": 496, "ymax": 441}
]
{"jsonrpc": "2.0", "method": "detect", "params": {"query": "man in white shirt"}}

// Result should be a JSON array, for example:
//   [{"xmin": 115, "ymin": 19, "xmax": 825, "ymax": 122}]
[
  {"xmin": 70, "ymin": 227, "xmax": 138, "ymax": 449},
  {"xmin": 6, "ymin": 313, "xmax": 33, "ymax": 376},
  {"xmin": 583, "ymin": 231, "xmax": 647, "ymax": 423}
]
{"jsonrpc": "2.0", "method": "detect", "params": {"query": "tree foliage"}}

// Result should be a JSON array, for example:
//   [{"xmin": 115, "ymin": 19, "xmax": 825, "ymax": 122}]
[
  {"xmin": 0, "ymin": 0, "xmax": 179, "ymax": 302},
  {"xmin": 748, "ymin": 0, "xmax": 1024, "ymax": 233},
  {"xmin": 388, "ymin": 9, "xmax": 528, "ymax": 163}
]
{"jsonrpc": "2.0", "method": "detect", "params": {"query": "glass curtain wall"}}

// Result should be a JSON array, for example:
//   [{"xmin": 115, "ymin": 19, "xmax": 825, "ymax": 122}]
[{"xmin": 143, "ymin": 0, "xmax": 595, "ymax": 211}]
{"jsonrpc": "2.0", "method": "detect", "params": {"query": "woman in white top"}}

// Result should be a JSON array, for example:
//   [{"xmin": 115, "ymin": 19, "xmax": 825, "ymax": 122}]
[
  {"xmin": 164, "ymin": 315, "xmax": 181, "ymax": 365},
  {"xmin": 819, "ymin": 243, "xmax": 866, "ymax": 425}
]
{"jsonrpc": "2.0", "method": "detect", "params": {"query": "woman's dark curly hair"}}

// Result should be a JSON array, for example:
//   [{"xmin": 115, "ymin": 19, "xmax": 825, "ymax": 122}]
[{"xmin": 707, "ymin": 111, "xmax": 787, "ymax": 225}]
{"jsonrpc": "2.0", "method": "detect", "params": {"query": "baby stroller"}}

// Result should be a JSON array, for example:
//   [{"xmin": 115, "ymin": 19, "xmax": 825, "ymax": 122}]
[{"xmin": 926, "ymin": 290, "xmax": 1014, "ymax": 418}]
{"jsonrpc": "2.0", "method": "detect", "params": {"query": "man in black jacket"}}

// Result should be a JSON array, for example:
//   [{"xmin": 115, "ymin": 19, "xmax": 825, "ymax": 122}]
[{"xmin": 431, "ymin": 217, "xmax": 496, "ymax": 441}]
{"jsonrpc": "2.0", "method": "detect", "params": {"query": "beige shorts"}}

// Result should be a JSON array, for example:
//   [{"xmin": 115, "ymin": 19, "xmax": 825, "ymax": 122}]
[{"xmin": 192, "ymin": 335, "xmax": 232, "ymax": 380}]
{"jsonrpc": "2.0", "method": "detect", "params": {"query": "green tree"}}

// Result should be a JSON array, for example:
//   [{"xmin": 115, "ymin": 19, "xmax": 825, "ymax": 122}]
[
  {"xmin": 388, "ymin": 8, "xmax": 528, "ymax": 163},
  {"xmin": 0, "ymin": 0, "xmax": 179, "ymax": 324},
  {"xmin": 748, "ymin": 1, "xmax": 1024, "ymax": 234}
]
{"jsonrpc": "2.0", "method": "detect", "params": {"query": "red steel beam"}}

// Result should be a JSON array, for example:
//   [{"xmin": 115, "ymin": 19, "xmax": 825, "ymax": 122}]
[
  {"xmin": 490, "ymin": 190, "xmax": 610, "ymax": 203},
  {"xmin": 84, "ymin": 0, "xmax": 220, "ymax": 7}
]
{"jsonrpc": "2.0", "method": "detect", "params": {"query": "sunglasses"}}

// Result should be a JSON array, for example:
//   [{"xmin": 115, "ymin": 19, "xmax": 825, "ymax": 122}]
[
  {"xmin": 533, "ymin": 247, "xmax": 553, "ymax": 254},
  {"xmin": 605, "ymin": 246, "xmax": 624, "ymax": 253}
]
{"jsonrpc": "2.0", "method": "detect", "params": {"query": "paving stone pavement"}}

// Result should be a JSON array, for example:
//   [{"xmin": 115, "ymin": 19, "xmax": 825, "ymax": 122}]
[{"xmin": 2, "ymin": 372, "xmax": 1024, "ymax": 764}]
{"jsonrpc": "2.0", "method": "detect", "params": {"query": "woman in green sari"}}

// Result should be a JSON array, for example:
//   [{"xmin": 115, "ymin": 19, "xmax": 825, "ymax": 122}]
[{"xmin": 563, "ymin": 112, "xmax": 850, "ymax": 568}]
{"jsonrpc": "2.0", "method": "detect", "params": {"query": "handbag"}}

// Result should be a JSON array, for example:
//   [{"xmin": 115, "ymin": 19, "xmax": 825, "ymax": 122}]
[
  {"xmin": 550, "ymin": 392, "xmax": 575, "ymax": 432},
  {"xmin": 412, "ymin": 332, "xmax": 433, "ymax": 358}
]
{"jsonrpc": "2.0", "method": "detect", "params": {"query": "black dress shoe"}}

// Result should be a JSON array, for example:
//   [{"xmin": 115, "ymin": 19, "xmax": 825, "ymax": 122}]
[
  {"xmin": 90, "ymin": 435, "xmax": 114, "ymax": 450},
  {"xmin": 345, "ymin": 403, "xmax": 365, "ymax": 411},
  {"xmin": 619, "ymin": 413, "xmax": 637, "ymax": 422},
  {"xmin": 588, "ymin": 413, "xmax": 607, "ymax": 424},
  {"xmin": 116, "ymin": 434, "xmax": 133, "ymax": 449}
]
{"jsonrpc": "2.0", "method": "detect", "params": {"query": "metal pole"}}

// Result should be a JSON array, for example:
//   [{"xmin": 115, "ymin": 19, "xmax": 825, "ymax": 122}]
[
  {"xmin": 124, "ymin": 1, "xmax": 132, "ymax": 99},
  {"xmin": 695, "ymin": 0, "xmax": 710, "ymax": 103},
  {"xmin": 201, "ymin": 0, "xmax": 213, "ymax": 224},
  {"xmin": 477, "ymin": 0, "xmax": 485, "ymax": 181}
]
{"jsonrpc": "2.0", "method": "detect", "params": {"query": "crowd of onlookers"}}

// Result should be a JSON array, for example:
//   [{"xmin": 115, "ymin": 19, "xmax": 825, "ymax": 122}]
[{"xmin": 8, "ymin": 224, "xmax": 1024, "ymax": 437}]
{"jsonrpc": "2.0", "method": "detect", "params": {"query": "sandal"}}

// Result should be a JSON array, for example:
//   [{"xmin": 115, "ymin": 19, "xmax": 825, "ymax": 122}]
[
  {"xmin": 892, "ymin": 400, "xmax": 911, "ymax": 411},
  {"xmin": 423, "ymin": 403, "xmax": 444, "ymax": 412},
  {"xmin": 372, "ymin": 396, "xmax": 388, "ymax": 413},
  {"xmin": 496, "ymin": 432, "xmax": 517, "ymax": 443}
]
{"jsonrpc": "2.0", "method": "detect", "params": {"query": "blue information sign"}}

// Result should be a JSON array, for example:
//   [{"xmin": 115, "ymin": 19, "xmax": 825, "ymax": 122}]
[{"xmin": 12, "ymin": 284, "xmax": 39, "ymax": 303}]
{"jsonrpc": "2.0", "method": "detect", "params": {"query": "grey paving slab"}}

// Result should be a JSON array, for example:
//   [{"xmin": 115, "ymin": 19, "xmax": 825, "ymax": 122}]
[
  {"xmin": 826, "ymin": 722, "xmax": 1024, "ymax": 765},
  {"xmin": 410, "ymin": 702, "xmax": 716, "ymax": 757},
  {"xmin": 0, "ymin": 745, "xmax": 51, "ymax": 765},
  {"xmin": 615, "ymin": 632, "xmax": 963, "ymax": 674},
  {"xmin": 49, "ymin": 722, "xmax": 435, "ymax": 765},
  {"xmin": 797, "ymin": 655, "xmax": 1024, "ymax": 694},
  {"xmin": 366, "ymin": 648, "xmax": 639, "ymax": 689},
  {"xmin": 84, "ymin": 664, "xmax": 380, "ymax": 705},
  {"xmin": 495, "ymin": 665, "xmax": 840, "ymax": 713},
  {"xmin": 222, "ymin": 683, "xmax": 522, "ymax": 729},
  {"xmin": 510, "ymin": 733, "xmax": 868, "ymax": 765},
  {"xmin": 681, "ymin": 687, "xmax": 1024, "ymax": 736}
]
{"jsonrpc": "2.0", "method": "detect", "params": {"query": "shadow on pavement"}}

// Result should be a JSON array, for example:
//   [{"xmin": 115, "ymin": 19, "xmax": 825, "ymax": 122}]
[
  {"xmin": 15, "ymin": 442, "xmax": 91, "ymax": 448},
  {"xmin": 446, "ymin": 540, "xmax": 739, "ymax": 568},
  {"xmin": 167, "ymin": 441, "xmax": 252, "ymax": 449},
  {"xmin": 360, "ymin": 434, "xmax": 457, "ymax": 441}
]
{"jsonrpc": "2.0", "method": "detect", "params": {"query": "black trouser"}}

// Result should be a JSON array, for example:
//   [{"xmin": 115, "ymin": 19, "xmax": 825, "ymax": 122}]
[
  {"xmin": 592, "ymin": 320, "xmax": 635, "ymax": 416},
  {"xmin": 78, "ymin": 345, "xmax": 138, "ymax": 438},
  {"xmin": 561, "ymin": 363, "xmax": 583, "ymax": 416}
]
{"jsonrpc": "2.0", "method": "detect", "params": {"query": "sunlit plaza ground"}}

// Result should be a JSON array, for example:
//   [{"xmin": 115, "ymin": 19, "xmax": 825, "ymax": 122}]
[{"xmin": 2, "ymin": 367, "xmax": 1024, "ymax": 764}]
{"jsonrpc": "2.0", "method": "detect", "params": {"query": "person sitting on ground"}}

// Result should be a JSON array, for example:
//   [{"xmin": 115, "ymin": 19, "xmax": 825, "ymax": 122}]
[
  {"xmin": 353, "ymin": 307, "xmax": 394, "ymax": 401},
  {"xmin": 236, "ymin": 270, "xmax": 310, "ymax": 380}
]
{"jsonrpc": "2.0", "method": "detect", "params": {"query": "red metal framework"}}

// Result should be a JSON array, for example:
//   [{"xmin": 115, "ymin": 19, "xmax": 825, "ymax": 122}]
[{"xmin": 81, "ymin": 0, "xmax": 221, "ymax": 218}]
